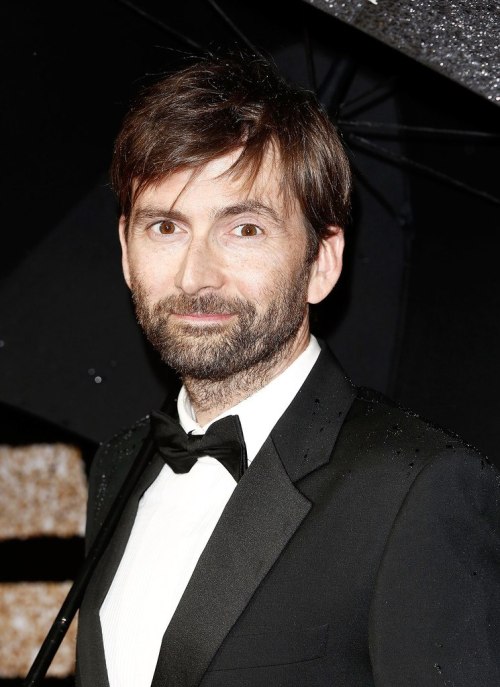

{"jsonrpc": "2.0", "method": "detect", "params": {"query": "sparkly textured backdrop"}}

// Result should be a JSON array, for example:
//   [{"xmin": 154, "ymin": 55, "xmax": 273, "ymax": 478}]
[{"xmin": 306, "ymin": 0, "xmax": 500, "ymax": 104}]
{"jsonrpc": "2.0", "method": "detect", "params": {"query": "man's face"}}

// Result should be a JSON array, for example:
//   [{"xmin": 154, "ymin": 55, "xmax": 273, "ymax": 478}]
[{"xmin": 120, "ymin": 149, "xmax": 342, "ymax": 381}]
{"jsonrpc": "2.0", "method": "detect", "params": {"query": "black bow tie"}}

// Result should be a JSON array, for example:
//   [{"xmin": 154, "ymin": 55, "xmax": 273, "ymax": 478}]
[{"xmin": 150, "ymin": 410, "xmax": 248, "ymax": 483}]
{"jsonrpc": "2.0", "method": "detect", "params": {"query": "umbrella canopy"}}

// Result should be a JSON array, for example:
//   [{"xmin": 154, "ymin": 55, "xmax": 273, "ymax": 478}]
[
  {"xmin": 1, "ymin": 0, "xmax": 499, "ymax": 464},
  {"xmin": 305, "ymin": 0, "xmax": 500, "ymax": 105}
]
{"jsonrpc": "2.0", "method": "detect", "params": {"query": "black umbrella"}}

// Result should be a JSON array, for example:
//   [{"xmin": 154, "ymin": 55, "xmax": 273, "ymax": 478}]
[{"xmin": 1, "ymin": 0, "xmax": 499, "ymax": 457}]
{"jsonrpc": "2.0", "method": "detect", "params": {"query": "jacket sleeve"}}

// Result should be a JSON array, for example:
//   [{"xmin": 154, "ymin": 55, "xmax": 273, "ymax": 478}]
[{"xmin": 369, "ymin": 449, "xmax": 500, "ymax": 687}]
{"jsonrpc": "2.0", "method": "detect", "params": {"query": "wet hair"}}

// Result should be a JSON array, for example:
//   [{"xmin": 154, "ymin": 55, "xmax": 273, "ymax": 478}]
[{"xmin": 111, "ymin": 50, "xmax": 352, "ymax": 258}]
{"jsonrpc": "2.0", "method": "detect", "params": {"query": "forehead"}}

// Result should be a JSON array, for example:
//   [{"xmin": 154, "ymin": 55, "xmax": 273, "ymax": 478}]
[{"xmin": 131, "ymin": 147, "xmax": 296, "ymax": 217}]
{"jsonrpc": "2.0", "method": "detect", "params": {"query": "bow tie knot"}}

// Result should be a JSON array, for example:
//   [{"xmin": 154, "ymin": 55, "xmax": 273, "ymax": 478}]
[{"xmin": 150, "ymin": 410, "xmax": 248, "ymax": 482}]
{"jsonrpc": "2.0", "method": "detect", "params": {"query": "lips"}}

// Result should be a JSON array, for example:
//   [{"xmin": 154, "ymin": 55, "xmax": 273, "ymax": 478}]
[{"xmin": 171, "ymin": 312, "xmax": 234, "ymax": 323}]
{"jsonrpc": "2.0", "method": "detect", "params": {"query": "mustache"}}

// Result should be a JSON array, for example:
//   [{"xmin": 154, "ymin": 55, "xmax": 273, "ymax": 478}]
[{"xmin": 151, "ymin": 293, "xmax": 256, "ymax": 317}]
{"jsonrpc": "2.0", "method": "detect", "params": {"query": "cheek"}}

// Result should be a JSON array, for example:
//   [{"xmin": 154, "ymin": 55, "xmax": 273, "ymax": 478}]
[
  {"xmin": 229, "ymin": 257, "xmax": 299, "ymax": 303},
  {"xmin": 128, "ymin": 249, "xmax": 176, "ymax": 292}
]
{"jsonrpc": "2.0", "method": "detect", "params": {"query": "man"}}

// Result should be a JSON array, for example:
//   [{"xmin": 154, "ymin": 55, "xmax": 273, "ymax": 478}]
[{"xmin": 76, "ymin": 51, "xmax": 500, "ymax": 687}]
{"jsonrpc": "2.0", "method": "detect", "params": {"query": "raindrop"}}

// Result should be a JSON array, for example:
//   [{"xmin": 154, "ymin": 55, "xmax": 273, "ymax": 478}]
[
  {"xmin": 88, "ymin": 368, "xmax": 96, "ymax": 376},
  {"xmin": 0, "ymin": 340, "xmax": 4, "ymax": 348},
  {"xmin": 94, "ymin": 376, "xmax": 103, "ymax": 384}
]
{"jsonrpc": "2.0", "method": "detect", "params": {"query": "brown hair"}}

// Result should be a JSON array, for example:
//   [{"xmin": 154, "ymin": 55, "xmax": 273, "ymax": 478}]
[{"xmin": 111, "ymin": 50, "xmax": 352, "ymax": 258}]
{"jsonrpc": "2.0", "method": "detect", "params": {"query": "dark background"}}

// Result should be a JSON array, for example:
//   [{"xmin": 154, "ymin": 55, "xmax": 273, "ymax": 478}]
[
  {"xmin": 1, "ymin": 0, "xmax": 499, "ymax": 461},
  {"xmin": 0, "ymin": 1, "xmax": 499, "ymax": 683}
]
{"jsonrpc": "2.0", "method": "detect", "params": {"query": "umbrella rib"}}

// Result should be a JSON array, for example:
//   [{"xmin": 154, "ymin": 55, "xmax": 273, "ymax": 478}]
[
  {"xmin": 340, "ymin": 121, "xmax": 500, "ymax": 141},
  {"xmin": 347, "ymin": 134, "xmax": 500, "ymax": 206},
  {"xmin": 339, "ymin": 79, "xmax": 398, "ymax": 118},
  {"xmin": 116, "ymin": 0, "xmax": 203, "ymax": 51},
  {"xmin": 303, "ymin": 25, "xmax": 317, "ymax": 92},
  {"xmin": 206, "ymin": 0, "xmax": 261, "ymax": 54},
  {"xmin": 318, "ymin": 55, "xmax": 358, "ymax": 116},
  {"xmin": 349, "ymin": 159, "xmax": 407, "ymax": 225}
]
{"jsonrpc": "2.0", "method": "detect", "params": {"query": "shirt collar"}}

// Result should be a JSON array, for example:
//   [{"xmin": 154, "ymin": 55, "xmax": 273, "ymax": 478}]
[{"xmin": 177, "ymin": 335, "xmax": 321, "ymax": 464}]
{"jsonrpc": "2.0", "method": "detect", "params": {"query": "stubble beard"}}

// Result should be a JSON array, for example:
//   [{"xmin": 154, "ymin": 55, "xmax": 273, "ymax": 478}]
[{"xmin": 130, "ymin": 267, "xmax": 311, "ymax": 391}]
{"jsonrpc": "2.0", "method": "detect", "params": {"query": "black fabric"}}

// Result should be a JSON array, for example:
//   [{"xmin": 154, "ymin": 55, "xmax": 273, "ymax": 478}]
[
  {"xmin": 150, "ymin": 411, "xmax": 247, "ymax": 483},
  {"xmin": 152, "ymin": 437, "xmax": 311, "ymax": 687},
  {"xmin": 76, "ymin": 344, "xmax": 500, "ymax": 687}
]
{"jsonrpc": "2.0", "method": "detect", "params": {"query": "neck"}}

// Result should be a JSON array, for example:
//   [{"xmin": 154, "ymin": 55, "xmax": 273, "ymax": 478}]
[{"xmin": 184, "ymin": 327, "xmax": 310, "ymax": 426}]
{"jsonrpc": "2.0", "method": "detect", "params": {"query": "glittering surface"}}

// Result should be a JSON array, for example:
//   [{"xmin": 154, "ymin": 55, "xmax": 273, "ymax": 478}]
[
  {"xmin": 0, "ymin": 444, "xmax": 86, "ymax": 539},
  {"xmin": 306, "ymin": 0, "xmax": 500, "ymax": 104},
  {"xmin": 0, "ymin": 582, "xmax": 77, "ymax": 677}
]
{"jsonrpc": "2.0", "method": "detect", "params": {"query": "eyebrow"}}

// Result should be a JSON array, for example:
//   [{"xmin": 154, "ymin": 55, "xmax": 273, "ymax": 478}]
[
  {"xmin": 130, "ymin": 200, "xmax": 283, "ymax": 227},
  {"xmin": 130, "ymin": 206, "xmax": 188, "ymax": 225},
  {"xmin": 212, "ymin": 200, "xmax": 282, "ymax": 225}
]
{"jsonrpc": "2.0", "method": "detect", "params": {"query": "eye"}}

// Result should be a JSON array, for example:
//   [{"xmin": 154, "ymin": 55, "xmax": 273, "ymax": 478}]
[
  {"xmin": 151, "ymin": 220, "xmax": 179, "ymax": 235},
  {"xmin": 232, "ymin": 224, "xmax": 263, "ymax": 237}
]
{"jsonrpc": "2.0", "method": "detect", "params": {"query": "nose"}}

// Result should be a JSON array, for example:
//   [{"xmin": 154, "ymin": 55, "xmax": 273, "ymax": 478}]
[{"xmin": 174, "ymin": 236, "xmax": 225, "ymax": 295}]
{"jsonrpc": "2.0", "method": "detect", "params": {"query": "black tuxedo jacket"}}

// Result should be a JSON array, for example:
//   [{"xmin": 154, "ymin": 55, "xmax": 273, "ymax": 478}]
[{"xmin": 76, "ymin": 344, "xmax": 500, "ymax": 686}]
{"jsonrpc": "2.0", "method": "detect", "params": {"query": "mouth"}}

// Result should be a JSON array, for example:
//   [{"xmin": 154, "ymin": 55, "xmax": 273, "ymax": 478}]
[{"xmin": 171, "ymin": 312, "xmax": 234, "ymax": 324}]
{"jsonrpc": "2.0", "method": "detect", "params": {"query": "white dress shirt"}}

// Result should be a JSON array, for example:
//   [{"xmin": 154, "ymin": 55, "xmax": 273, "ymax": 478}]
[{"xmin": 100, "ymin": 335, "xmax": 321, "ymax": 687}]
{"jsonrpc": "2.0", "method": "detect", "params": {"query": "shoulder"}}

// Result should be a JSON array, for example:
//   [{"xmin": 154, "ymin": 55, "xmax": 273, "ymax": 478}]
[
  {"xmin": 85, "ymin": 414, "xmax": 152, "ymax": 539},
  {"xmin": 89, "ymin": 414, "xmax": 152, "ymax": 485},
  {"xmin": 316, "ymin": 343, "xmax": 489, "ymax": 473},
  {"xmin": 333, "ymin": 385, "xmax": 499, "ymax": 509},
  {"xmin": 344, "ymin": 385, "xmax": 488, "ymax": 466}
]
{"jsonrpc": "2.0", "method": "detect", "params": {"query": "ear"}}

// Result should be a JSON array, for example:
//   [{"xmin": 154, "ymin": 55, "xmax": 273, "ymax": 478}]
[
  {"xmin": 307, "ymin": 227, "xmax": 344, "ymax": 305},
  {"xmin": 118, "ymin": 215, "xmax": 132, "ymax": 289}
]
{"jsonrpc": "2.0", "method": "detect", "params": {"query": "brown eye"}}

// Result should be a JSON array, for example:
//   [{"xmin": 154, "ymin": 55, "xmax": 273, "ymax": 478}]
[
  {"xmin": 236, "ymin": 224, "xmax": 261, "ymax": 237},
  {"xmin": 157, "ymin": 220, "xmax": 176, "ymax": 234}
]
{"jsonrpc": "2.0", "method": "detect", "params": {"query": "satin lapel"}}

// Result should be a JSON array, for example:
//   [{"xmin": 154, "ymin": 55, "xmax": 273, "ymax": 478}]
[
  {"xmin": 151, "ymin": 437, "xmax": 311, "ymax": 687},
  {"xmin": 272, "ymin": 343, "xmax": 357, "ymax": 482},
  {"xmin": 77, "ymin": 451, "xmax": 165, "ymax": 687}
]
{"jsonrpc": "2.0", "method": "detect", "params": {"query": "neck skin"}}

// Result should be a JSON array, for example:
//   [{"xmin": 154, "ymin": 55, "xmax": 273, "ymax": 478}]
[{"xmin": 183, "ymin": 320, "xmax": 311, "ymax": 426}]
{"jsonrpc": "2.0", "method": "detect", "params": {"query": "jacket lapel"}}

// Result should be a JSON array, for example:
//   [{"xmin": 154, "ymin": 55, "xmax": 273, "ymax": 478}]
[
  {"xmin": 151, "ymin": 345, "xmax": 356, "ymax": 687},
  {"xmin": 151, "ymin": 436, "xmax": 311, "ymax": 687},
  {"xmin": 77, "ymin": 451, "xmax": 165, "ymax": 687},
  {"xmin": 272, "ymin": 342, "xmax": 356, "ymax": 482}
]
